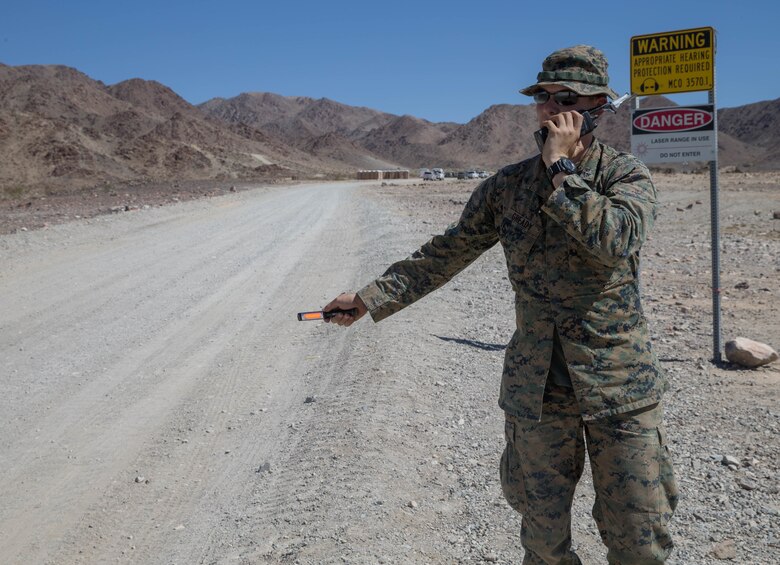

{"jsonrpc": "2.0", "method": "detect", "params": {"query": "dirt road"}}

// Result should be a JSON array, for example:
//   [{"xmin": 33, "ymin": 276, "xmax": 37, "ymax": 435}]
[
  {"xmin": 0, "ymin": 181, "xmax": 401, "ymax": 563},
  {"xmin": 1, "ymin": 175, "xmax": 778, "ymax": 564}
]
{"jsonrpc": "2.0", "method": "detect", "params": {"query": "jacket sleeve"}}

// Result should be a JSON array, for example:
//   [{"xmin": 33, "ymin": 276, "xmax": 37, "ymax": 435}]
[
  {"xmin": 358, "ymin": 180, "xmax": 499, "ymax": 322},
  {"xmin": 540, "ymin": 155, "xmax": 657, "ymax": 266}
]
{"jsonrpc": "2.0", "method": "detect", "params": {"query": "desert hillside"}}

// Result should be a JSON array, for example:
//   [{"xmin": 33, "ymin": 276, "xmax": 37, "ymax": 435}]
[
  {"xmin": 0, "ymin": 65, "xmax": 356, "ymax": 195},
  {"xmin": 203, "ymin": 91, "xmax": 779, "ymax": 171},
  {"xmin": 1, "ymin": 62, "xmax": 778, "ymax": 198}
]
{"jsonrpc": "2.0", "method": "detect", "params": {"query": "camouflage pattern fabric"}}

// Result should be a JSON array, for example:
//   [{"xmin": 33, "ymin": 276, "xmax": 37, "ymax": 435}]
[
  {"xmin": 519, "ymin": 45, "xmax": 620, "ymax": 99},
  {"xmin": 358, "ymin": 138, "xmax": 666, "ymax": 422},
  {"xmin": 500, "ymin": 382, "xmax": 678, "ymax": 564}
]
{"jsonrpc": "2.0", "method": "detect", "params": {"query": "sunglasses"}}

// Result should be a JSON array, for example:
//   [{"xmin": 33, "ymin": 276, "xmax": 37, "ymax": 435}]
[{"xmin": 533, "ymin": 90, "xmax": 581, "ymax": 106}]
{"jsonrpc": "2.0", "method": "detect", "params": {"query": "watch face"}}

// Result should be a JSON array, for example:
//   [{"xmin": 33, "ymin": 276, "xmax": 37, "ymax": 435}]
[{"xmin": 548, "ymin": 158, "xmax": 576, "ymax": 177}]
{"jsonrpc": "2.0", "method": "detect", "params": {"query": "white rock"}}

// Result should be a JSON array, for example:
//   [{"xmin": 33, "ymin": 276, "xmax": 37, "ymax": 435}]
[
  {"xmin": 722, "ymin": 455, "xmax": 740, "ymax": 467},
  {"xmin": 710, "ymin": 539, "xmax": 736, "ymax": 560},
  {"xmin": 725, "ymin": 337, "xmax": 779, "ymax": 368}
]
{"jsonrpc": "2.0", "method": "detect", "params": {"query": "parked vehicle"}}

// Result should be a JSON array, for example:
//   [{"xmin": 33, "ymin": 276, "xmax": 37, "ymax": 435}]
[
  {"xmin": 466, "ymin": 170, "xmax": 479, "ymax": 179},
  {"xmin": 478, "ymin": 170, "xmax": 489, "ymax": 178},
  {"xmin": 432, "ymin": 168, "xmax": 444, "ymax": 180},
  {"xmin": 422, "ymin": 170, "xmax": 436, "ymax": 181},
  {"xmin": 457, "ymin": 171, "xmax": 467, "ymax": 180}
]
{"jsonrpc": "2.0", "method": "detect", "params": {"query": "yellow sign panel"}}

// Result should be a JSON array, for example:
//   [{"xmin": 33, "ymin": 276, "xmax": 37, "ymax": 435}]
[{"xmin": 631, "ymin": 27, "xmax": 715, "ymax": 96}]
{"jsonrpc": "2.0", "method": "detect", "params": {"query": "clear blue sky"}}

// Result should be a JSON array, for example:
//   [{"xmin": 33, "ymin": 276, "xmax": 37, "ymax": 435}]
[{"xmin": 2, "ymin": 0, "xmax": 777, "ymax": 123}]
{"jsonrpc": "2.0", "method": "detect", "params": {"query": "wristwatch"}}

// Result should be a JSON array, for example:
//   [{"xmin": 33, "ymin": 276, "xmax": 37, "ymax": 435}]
[{"xmin": 546, "ymin": 158, "xmax": 577, "ymax": 178}]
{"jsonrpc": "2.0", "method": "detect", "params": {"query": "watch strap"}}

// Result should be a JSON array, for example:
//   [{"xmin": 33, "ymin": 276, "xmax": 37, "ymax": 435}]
[{"xmin": 547, "ymin": 158, "xmax": 576, "ymax": 178}]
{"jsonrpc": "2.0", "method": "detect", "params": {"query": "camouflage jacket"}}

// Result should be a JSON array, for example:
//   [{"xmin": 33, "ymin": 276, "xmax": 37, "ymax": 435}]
[{"xmin": 358, "ymin": 139, "xmax": 666, "ymax": 421}]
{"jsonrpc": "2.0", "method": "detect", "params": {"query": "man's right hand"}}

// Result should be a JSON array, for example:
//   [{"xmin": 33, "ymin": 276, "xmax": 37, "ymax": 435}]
[
  {"xmin": 323, "ymin": 293, "xmax": 368, "ymax": 327},
  {"xmin": 541, "ymin": 110, "xmax": 584, "ymax": 168}
]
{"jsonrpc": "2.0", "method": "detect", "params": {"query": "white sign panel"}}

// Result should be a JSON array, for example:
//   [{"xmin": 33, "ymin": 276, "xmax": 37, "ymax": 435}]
[{"xmin": 631, "ymin": 104, "xmax": 716, "ymax": 164}]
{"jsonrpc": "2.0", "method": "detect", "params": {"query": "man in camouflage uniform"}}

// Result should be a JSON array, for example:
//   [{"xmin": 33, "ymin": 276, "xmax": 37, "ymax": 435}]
[{"xmin": 324, "ymin": 46, "xmax": 678, "ymax": 564}]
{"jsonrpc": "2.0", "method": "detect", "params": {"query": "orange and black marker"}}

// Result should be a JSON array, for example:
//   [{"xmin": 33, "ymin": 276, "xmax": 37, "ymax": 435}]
[{"xmin": 297, "ymin": 308, "xmax": 358, "ymax": 321}]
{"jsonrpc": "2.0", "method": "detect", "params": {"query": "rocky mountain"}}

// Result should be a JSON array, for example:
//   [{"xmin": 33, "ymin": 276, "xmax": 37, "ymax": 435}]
[
  {"xmin": 1, "ymin": 61, "xmax": 777, "ymax": 196},
  {"xmin": 719, "ymin": 97, "xmax": 780, "ymax": 168},
  {"xmin": 204, "ymin": 91, "xmax": 776, "ymax": 172},
  {"xmin": 0, "ymin": 64, "xmax": 334, "ymax": 195},
  {"xmin": 200, "ymin": 92, "xmax": 398, "ymax": 139},
  {"xmin": 199, "ymin": 92, "xmax": 408, "ymax": 170},
  {"xmin": 356, "ymin": 114, "xmax": 457, "ymax": 168},
  {"xmin": 435, "ymin": 105, "xmax": 538, "ymax": 168}
]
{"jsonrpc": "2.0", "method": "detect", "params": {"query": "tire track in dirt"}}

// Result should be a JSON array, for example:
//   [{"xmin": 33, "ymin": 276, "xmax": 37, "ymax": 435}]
[{"xmin": 0, "ymin": 182, "xmax": 367, "ymax": 564}]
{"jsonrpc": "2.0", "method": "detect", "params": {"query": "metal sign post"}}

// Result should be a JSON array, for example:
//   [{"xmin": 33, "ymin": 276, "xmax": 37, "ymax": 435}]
[
  {"xmin": 708, "ymin": 76, "xmax": 722, "ymax": 362},
  {"xmin": 629, "ymin": 26, "xmax": 722, "ymax": 362}
]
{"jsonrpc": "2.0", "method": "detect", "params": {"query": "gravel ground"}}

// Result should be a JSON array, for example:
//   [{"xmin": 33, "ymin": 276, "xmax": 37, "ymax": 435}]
[
  {"xmin": 0, "ymin": 171, "xmax": 777, "ymax": 564},
  {"xmin": 350, "ymin": 171, "xmax": 780, "ymax": 564},
  {"xmin": 0, "ymin": 178, "xmax": 295, "ymax": 235}
]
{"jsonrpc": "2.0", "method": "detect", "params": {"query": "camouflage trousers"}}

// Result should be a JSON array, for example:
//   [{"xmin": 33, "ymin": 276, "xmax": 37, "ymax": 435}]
[{"xmin": 500, "ymin": 383, "xmax": 678, "ymax": 564}]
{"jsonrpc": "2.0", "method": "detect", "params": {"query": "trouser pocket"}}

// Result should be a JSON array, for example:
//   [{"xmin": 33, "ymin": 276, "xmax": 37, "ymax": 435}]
[
  {"xmin": 499, "ymin": 417, "xmax": 527, "ymax": 514},
  {"xmin": 588, "ymin": 404, "xmax": 678, "ymax": 564}
]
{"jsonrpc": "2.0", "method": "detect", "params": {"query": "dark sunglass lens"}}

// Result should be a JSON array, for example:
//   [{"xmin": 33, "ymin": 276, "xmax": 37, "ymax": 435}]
[
  {"xmin": 534, "ymin": 91, "xmax": 579, "ymax": 105},
  {"xmin": 554, "ymin": 91, "xmax": 579, "ymax": 105}
]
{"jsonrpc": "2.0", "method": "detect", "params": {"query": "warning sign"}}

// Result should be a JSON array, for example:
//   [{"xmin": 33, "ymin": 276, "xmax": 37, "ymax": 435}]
[
  {"xmin": 631, "ymin": 105, "xmax": 716, "ymax": 164},
  {"xmin": 631, "ymin": 27, "xmax": 715, "ymax": 96}
]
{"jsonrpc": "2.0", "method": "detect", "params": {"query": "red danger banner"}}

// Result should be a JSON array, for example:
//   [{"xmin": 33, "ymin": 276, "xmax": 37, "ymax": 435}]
[{"xmin": 632, "ymin": 107, "xmax": 714, "ymax": 134}]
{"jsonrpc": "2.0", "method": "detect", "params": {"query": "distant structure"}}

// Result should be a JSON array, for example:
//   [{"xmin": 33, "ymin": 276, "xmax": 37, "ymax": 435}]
[{"xmin": 356, "ymin": 169, "xmax": 409, "ymax": 180}]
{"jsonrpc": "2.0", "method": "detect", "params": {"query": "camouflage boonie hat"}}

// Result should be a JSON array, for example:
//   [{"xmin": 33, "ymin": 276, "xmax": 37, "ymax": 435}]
[{"xmin": 520, "ymin": 45, "xmax": 619, "ymax": 99}]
